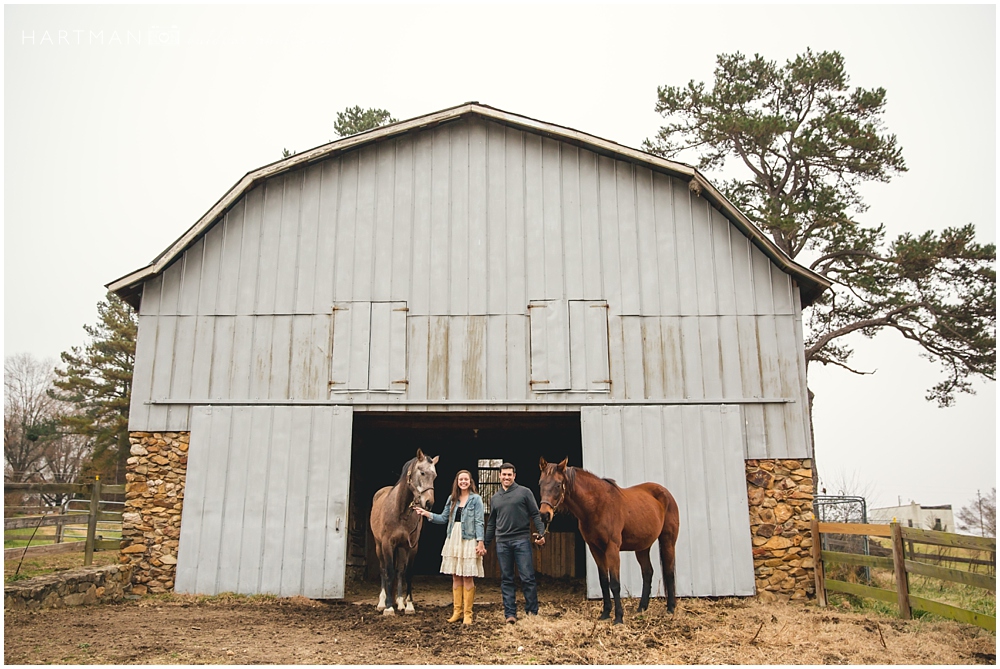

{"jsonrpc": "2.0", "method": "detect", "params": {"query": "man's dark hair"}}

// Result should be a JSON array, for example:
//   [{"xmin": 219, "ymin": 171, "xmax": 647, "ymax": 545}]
[{"xmin": 500, "ymin": 462, "xmax": 516, "ymax": 473}]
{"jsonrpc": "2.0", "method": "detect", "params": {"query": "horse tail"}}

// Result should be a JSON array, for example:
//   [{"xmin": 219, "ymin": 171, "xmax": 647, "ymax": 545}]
[{"xmin": 655, "ymin": 485, "xmax": 679, "ymax": 613}]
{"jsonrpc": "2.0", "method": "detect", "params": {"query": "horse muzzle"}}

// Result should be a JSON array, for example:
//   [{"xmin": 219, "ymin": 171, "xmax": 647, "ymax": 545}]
[{"xmin": 539, "ymin": 504, "xmax": 554, "ymax": 523}]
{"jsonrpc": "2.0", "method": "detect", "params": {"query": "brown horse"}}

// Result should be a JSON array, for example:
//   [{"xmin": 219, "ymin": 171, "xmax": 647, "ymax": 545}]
[
  {"xmin": 538, "ymin": 457, "xmax": 679, "ymax": 624},
  {"xmin": 370, "ymin": 449, "xmax": 439, "ymax": 615}
]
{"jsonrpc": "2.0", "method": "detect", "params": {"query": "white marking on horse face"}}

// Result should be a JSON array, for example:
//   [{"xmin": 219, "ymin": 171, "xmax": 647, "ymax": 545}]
[{"xmin": 411, "ymin": 457, "xmax": 439, "ymax": 510}]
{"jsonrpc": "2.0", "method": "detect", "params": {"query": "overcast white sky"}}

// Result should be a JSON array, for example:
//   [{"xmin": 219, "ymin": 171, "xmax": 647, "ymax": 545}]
[{"xmin": 4, "ymin": 4, "xmax": 996, "ymax": 516}]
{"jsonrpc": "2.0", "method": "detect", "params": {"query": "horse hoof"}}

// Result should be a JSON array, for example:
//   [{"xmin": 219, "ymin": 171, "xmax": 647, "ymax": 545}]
[
  {"xmin": 404, "ymin": 606, "xmax": 415, "ymax": 615},
  {"xmin": 613, "ymin": 619, "xmax": 624, "ymax": 626},
  {"xmin": 598, "ymin": 613, "xmax": 611, "ymax": 621},
  {"xmin": 383, "ymin": 608, "xmax": 395, "ymax": 616}
]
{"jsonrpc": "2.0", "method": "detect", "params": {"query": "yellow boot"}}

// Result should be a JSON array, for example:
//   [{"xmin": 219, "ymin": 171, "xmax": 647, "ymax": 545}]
[
  {"xmin": 447, "ymin": 586, "xmax": 463, "ymax": 623},
  {"xmin": 463, "ymin": 585, "xmax": 475, "ymax": 625}
]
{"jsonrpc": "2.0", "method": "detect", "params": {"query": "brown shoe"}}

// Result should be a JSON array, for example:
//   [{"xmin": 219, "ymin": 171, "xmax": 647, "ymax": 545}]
[{"xmin": 505, "ymin": 616, "xmax": 516, "ymax": 624}]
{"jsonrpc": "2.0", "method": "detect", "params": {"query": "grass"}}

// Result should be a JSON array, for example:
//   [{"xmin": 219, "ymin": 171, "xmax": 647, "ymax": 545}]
[
  {"xmin": 4, "ymin": 546, "xmax": 120, "ymax": 581},
  {"xmin": 823, "ymin": 555, "xmax": 995, "ymax": 629}
]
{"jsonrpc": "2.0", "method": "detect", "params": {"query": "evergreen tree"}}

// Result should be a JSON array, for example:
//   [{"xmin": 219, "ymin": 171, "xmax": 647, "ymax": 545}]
[
  {"xmin": 645, "ymin": 49, "xmax": 995, "ymax": 406},
  {"xmin": 333, "ymin": 106, "xmax": 397, "ymax": 138},
  {"xmin": 52, "ymin": 293, "xmax": 136, "ymax": 482}
]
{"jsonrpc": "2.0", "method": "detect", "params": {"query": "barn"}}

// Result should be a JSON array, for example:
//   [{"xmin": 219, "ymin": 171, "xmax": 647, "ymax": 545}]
[{"xmin": 109, "ymin": 103, "xmax": 829, "ymax": 602}]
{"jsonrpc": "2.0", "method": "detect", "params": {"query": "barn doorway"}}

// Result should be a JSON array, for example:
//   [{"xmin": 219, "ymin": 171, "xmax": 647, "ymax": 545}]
[{"xmin": 349, "ymin": 412, "xmax": 585, "ymax": 579}]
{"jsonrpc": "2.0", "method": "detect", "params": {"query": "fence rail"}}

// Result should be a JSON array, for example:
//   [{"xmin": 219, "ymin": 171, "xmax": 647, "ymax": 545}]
[
  {"xmin": 812, "ymin": 519, "xmax": 996, "ymax": 632},
  {"xmin": 4, "ymin": 479, "xmax": 122, "ymax": 567}
]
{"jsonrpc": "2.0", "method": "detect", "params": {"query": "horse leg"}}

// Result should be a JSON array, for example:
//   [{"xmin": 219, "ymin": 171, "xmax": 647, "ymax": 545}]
[
  {"xmin": 394, "ymin": 547, "xmax": 408, "ymax": 613},
  {"xmin": 659, "ymin": 533, "xmax": 677, "ymax": 614},
  {"xmin": 589, "ymin": 545, "xmax": 613, "ymax": 620},
  {"xmin": 402, "ymin": 549, "xmax": 416, "ymax": 614},
  {"xmin": 606, "ymin": 544, "xmax": 624, "ymax": 625},
  {"xmin": 635, "ymin": 548, "xmax": 653, "ymax": 613},
  {"xmin": 375, "ymin": 543, "xmax": 388, "ymax": 612},
  {"xmin": 382, "ymin": 543, "xmax": 397, "ymax": 616}
]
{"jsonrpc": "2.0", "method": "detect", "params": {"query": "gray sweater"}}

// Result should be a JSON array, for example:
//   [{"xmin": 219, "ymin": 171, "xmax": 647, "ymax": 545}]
[{"xmin": 484, "ymin": 482, "xmax": 545, "ymax": 546}]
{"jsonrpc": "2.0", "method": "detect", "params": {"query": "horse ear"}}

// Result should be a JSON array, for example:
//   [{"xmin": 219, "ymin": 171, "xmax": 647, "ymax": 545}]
[
  {"xmin": 415, "ymin": 448, "xmax": 425, "ymax": 461},
  {"xmin": 430, "ymin": 455, "xmax": 439, "ymax": 465},
  {"xmin": 558, "ymin": 458, "xmax": 569, "ymax": 471},
  {"xmin": 539, "ymin": 457, "xmax": 548, "ymax": 470}
]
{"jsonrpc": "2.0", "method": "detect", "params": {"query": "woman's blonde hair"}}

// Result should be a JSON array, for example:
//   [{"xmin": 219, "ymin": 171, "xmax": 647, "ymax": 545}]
[{"xmin": 451, "ymin": 469, "xmax": 479, "ymax": 502}]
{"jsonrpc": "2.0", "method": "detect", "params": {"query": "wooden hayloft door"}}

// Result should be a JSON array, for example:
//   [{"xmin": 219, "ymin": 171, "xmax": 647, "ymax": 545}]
[{"xmin": 175, "ymin": 405, "xmax": 353, "ymax": 598}]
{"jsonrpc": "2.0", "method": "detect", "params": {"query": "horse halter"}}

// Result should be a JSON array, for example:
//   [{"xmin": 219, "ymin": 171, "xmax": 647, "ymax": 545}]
[{"xmin": 537, "ymin": 476, "xmax": 567, "ymax": 540}]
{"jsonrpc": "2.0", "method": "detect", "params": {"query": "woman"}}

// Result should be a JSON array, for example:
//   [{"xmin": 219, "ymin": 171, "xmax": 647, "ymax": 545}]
[{"xmin": 414, "ymin": 469, "xmax": 486, "ymax": 624}]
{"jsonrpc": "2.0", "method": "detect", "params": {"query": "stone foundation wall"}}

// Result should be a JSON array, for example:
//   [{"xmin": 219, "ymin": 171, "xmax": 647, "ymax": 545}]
[
  {"xmin": 121, "ymin": 431, "xmax": 189, "ymax": 595},
  {"xmin": 746, "ymin": 458, "xmax": 815, "ymax": 602},
  {"xmin": 4, "ymin": 564, "xmax": 133, "ymax": 610}
]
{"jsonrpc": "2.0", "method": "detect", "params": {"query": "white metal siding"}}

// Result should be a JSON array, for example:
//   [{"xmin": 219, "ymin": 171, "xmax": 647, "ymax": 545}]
[
  {"xmin": 130, "ymin": 116, "xmax": 812, "ymax": 459},
  {"xmin": 175, "ymin": 405, "xmax": 352, "ymax": 597},
  {"xmin": 580, "ymin": 405, "xmax": 756, "ymax": 598}
]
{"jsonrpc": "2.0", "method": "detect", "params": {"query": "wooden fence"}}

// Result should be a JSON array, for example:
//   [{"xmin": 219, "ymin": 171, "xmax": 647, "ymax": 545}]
[
  {"xmin": 812, "ymin": 519, "xmax": 996, "ymax": 632},
  {"xmin": 4, "ymin": 480, "xmax": 124, "ymax": 566}
]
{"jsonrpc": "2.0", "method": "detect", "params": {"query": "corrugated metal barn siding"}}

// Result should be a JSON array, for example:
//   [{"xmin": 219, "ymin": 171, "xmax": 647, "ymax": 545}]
[
  {"xmin": 139, "ymin": 118, "xmax": 794, "ymax": 319},
  {"xmin": 130, "ymin": 117, "xmax": 810, "ymax": 457},
  {"xmin": 175, "ymin": 405, "xmax": 353, "ymax": 597},
  {"xmin": 581, "ymin": 405, "xmax": 755, "ymax": 598}
]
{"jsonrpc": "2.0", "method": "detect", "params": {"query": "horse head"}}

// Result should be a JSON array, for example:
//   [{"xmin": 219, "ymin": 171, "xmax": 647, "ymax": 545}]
[
  {"xmin": 408, "ymin": 448, "xmax": 439, "ymax": 511},
  {"xmin": 538, "ymin": 457, "xmax": 570, "ymax": 523}
]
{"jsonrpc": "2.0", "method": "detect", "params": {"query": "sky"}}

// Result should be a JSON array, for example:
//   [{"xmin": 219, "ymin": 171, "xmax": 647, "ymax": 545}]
[{"xmin": 4, "ymin": 4, "xmax": 996, "ymax": 517}]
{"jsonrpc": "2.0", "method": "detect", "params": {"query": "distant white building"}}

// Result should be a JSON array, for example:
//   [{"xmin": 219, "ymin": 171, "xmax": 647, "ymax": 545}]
[{"xmin": 870, "ymin": 502, "xmax": 954, "ymax": 532}]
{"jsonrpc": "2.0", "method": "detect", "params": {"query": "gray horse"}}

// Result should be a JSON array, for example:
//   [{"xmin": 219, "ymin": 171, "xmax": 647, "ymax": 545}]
[{"xmin": 370, "ymin": 449, "xmax": 439, "ymax": 615}]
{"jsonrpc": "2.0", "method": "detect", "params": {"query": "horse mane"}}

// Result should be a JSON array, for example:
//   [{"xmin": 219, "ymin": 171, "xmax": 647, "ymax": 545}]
[
  {"xmin": 568, "ymin": 466, "xmax": 621, "ymax": 491},
  {"xmin": 395, "ymin": 457, "xmax": 416, "ymax": 488}
]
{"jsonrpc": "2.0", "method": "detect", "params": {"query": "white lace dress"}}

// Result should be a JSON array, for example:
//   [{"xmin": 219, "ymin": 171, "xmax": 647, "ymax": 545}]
[{"xmin": 439, "ymin": 505, "xmax": 484, "ymax": 578}]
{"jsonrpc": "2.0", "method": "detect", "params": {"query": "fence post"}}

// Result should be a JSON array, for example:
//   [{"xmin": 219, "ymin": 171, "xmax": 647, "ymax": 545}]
[
  {"xmin": 890, "ymin": 522, "xmax": 911, "ymax": 620},
  {"xmin": 811, "ymin": 517, "xmax": 827, "ymax": 606},
  {"xmin": 84, "ymin": 476, "xmax": 102, "ymax": 566}
]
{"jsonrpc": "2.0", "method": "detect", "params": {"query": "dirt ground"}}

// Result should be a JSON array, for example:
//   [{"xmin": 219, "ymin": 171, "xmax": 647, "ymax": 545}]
[{"xmin": 4, "ymin": 575, "xmax": 995, "ymax": 665}]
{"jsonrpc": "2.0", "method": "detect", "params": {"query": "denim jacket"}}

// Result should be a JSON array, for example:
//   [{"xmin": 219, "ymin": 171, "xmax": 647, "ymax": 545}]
[{"xmin": 426, "ymin": 493, "xmax": 485, "ymax": 541}]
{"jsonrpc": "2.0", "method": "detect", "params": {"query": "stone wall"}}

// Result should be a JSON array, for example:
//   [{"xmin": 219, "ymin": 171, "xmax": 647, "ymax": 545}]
[
  {"xmin": 121, "ymin": 431, "xmax": 189, "ymax": 595},
  {"xmin": 746, "ymin": 458, "xmax": 815, "ymax": 602},
  {"xmin": 5, "ymin": 564, "xmax": 133, "ymax": 610}
]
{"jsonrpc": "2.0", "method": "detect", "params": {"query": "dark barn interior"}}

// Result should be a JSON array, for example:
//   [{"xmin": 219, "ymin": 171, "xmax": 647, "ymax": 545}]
[{"xmin": 348, "ymin": 412, "xmax": 586, "ymax": 579}]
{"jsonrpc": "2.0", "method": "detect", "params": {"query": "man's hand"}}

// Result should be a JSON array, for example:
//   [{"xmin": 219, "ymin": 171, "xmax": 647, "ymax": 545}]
[{"xmin": 534, "ymin": 535, "xmax": 546, "ymax": 546}]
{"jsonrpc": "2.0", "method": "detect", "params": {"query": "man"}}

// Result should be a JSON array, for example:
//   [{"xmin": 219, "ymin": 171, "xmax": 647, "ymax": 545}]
[{"xmin": 484, "ymin": 462, "xmax": 546, "ymax": 623}]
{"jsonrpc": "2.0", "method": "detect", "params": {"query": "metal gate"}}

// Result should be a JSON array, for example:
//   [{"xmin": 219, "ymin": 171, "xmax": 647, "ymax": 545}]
[
  {"xmin": 175, "ymin": 405, "xmax": 353, "ymax": 598},
  {"xmin": 580, "ymin": 405, "xmax": 756, "ymax": 598}
]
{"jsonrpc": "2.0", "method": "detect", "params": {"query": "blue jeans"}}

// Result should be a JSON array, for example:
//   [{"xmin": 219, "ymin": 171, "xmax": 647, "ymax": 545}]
[{"xmin": 496, "ymin": 538, "xmax": 537, "ymax": 617}]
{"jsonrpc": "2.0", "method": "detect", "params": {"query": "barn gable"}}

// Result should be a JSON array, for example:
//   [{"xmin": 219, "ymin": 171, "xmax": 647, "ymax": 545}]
[{"xmin": 112, "ymin": 104, "xmax": 826, "ymax": 601}]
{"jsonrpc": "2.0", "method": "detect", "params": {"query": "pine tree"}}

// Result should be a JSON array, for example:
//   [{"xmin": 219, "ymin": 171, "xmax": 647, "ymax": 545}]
[
  {"xmin": 333, "ymin": 106, "xmax": 397, "ymax": 138},
  {"xmin": 645, "ymin": 49, "xmax": 996, "ymax": 406},
  {"xmin": 52, "ymin": 293, "xmax": 136, "ymax": 482}
]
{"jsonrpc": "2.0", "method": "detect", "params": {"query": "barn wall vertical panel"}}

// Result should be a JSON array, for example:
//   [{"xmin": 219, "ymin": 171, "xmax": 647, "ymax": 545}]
[
  {"xmin": 467, "ymin": 119, "xmax": 489, "ymax": 315},
  {"xmin": 214, "ymin": 206, "xmax": 244, "ymax": 315},
  {"xmin": 294, "ymin": 164, "xmax": 323, "ymax": 314},
  {"xmin": 273, "ymin": 171, "xmax": 302, "ymax": 315},
  {"xmin": 235, "ymin": 186, "xmax": 263, "ymax": 316},
  {"xmin": 409, "ymin": 133, "xmax": 432, "ymax": 315},
  {"xmin": 449, "ymin": 122, "xmax": 470, "ymax": 314},
  {"xmin": 255, "ymin": 176, "xmax": 284, "ymax": 315},
  {"xmin": 216, "ymin": 406, "xmax": 252, "ymax": 593},
  {"xmin": 635, "ymin": 167, "xmax": 661, "ymax": 315}
]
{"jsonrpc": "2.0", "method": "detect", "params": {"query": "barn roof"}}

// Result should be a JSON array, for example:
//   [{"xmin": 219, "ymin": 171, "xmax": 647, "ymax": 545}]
[{"xmin": 107, "ymin": 102, "xmax": 830, "ymax": 309}]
